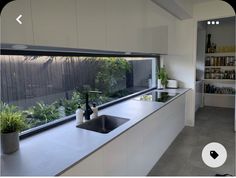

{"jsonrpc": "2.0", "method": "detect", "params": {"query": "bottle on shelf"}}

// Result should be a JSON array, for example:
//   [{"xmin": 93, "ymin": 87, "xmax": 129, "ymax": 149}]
[
  {"xmin": 204, "ymin": 83, "xmax": 235, "ymax": 94},
  {"xmin": 206, "ymin": 34, "xmax": 212, "ymax": 53}
]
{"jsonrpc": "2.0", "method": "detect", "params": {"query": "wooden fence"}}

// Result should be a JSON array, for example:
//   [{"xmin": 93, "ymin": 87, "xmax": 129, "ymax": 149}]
[
  {"xmin": 1, "ymin": 56, "xmax": 105, "ymax": 103},
  {"xmin": 1, "ymin": 56, "xmax": 151, "ymax": 108}
]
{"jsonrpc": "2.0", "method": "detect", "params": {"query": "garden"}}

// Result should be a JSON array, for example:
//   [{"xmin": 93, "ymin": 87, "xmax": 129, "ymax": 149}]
[{"xmin": 1, "ymin": 57, "xmax": 147, "ymax": 131}]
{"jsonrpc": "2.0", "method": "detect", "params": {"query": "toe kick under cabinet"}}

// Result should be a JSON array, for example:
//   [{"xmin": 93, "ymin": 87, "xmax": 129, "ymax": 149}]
[{"xmin": 60, "ymin": 94, "xmax": 186, "ymax": 176}]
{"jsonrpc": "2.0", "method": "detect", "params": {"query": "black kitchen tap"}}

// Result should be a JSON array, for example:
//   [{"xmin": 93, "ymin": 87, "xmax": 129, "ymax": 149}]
[{"xmin": 83, "ymin": 91, "xmax": 102, "ymax": 120}]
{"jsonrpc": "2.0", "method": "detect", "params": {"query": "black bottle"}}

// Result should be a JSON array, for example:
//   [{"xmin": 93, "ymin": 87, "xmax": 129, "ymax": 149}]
[{"xmin": 206, "ymin": 34, "xmax": 212, "ymax": 53}]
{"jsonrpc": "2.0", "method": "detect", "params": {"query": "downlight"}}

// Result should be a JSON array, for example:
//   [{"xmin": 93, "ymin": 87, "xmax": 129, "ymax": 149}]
[{"xmin": 207, "ymin": 20, "xmax": 220, "ymax": 25}]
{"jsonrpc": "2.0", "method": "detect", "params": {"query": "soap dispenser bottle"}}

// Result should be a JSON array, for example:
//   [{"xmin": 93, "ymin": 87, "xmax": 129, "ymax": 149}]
[
  {"xmin": 76, "ymin": 105, "xmax": 84, "ymax": 126},
  {"xmin": 91, "ymin": 103, "xmax": 98, "ymax": 119}
]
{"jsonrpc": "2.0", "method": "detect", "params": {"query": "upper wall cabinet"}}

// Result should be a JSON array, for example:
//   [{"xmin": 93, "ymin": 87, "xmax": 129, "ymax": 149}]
[
  {"xmin": 77, "ymin": 0, "xmax": 107, "ymax": 50},
  {"xmin": 1, "ymin": 0, "xmax": 34, "ymax": 45},
  {"xmin": 106, "ymin": 0, "xmax": 146, "ymax": 52},
  {"xmin": 31, "ymin": 0, "xmax": 77, "ymax": 48},
  {"xmin": 144, "ymin": 0, "xmax": 170, "ymax": 54}
]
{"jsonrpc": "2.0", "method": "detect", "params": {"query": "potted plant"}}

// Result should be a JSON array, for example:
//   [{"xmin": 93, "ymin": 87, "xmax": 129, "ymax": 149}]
[
  {"xmin": 0, "ymin": 102, "xmax": 26, "ymax": 154},
  {"xmin": 157, "ymin": 66, "xmax": 168, "ymax": 89}
]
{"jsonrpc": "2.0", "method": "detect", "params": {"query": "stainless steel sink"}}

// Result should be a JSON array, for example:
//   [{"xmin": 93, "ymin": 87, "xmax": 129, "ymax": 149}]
[{"xmin": 77, "ymin": 115, "xmax": 129, "ymax": 134}]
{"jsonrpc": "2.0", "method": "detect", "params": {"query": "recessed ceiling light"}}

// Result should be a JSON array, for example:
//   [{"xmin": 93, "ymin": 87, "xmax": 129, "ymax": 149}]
[
  {"xmin": 216, "ymin": 21, "xmax": 219, "ymax": 25},
  {"xmin": 211, "ymin": 21, "xmax": 215, "ymax": 25},
  {"xmin": 207, "ymin": 21, "xmax": 211, "ymax": 25},
  {"xmin": 12, "ymin": 44, "xmax": 28, "ymax": 49}
]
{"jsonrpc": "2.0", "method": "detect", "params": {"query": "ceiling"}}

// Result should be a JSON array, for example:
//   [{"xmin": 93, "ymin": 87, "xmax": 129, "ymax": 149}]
[
  {"xmin": 188, "ymin": 0, "xmax": 215, "ymax": 4},
  {"xmin": 152, "ymin": 0, "xmax": 216, "ymax": 20}
]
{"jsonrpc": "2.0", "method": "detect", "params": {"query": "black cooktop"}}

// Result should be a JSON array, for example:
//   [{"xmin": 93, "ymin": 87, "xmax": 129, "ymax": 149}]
[{"xmin": 134, "ymin": 91, "xmax": 179, "ymax": 103}]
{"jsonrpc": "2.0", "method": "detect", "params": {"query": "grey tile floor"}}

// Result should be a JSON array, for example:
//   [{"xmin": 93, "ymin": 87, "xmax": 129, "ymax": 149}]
[{"xmin": 148, "ymin": 106, "xmax": 235, "ymax": 176}]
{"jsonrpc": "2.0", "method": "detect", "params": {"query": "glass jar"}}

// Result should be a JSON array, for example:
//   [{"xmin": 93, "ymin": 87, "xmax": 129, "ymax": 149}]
[{"xmin": 210, "ymin": 57, "xmax": 214, "ymax": 66}]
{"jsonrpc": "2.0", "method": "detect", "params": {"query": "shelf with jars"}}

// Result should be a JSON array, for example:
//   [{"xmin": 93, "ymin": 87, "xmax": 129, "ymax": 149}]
[
  {"xmin": 205, "ymin": 55, "xmax": 235, "ymax": 66},
  {"xmin": 204, "ymin": 68, "xmax": 235, "ymax": 80}
]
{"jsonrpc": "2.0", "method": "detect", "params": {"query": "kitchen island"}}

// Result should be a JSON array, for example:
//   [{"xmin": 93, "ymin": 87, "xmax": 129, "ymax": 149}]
[{"xmin": 1, "ymin": 88, "xmax": 190, "ymax": 176}]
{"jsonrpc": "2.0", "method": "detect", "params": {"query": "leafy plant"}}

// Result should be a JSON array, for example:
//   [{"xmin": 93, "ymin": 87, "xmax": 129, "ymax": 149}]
[
  {"xmin": 0, "ymin": 102, "xmax": 27, "ymax": 133},
  {"xmin": 89, "ymin": 93, "xmax": 112, "ymax": 105},
  {"xmin": 157, "ymin": 66, "xmax": 168, "ymax": 87},
  {"xmin": 0, "ymin": 101, "xmax": 18, "ymax": 113},
  {"xmin": 29, "ymin": 102, "xmax": 59, "ymax": 123},
  {"xmin": 62, "ymin": 91, "xmax": 82, "ymax": 116},
  {"xmin": 95, "ymin": 57, "xmax": 131, "ymax": 95}
]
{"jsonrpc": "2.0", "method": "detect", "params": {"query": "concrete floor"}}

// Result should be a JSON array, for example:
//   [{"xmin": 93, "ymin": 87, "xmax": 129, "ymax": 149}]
[{"xmin": 148, "ymin": 106, "xmax": 235, "ymax": 176}]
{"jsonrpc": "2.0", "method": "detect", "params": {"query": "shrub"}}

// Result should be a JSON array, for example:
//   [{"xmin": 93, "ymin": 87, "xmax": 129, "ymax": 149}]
[
  {"xmin": 0, "ymin": 102, "xmax": 26, "ymax": 133},
  {"xmin": 95, "ymin": 57, "xmax": 131, "ymax": 95},
  {"xmin": 29, "ymin": 102, "xmax": 59, "ymax": 123}
]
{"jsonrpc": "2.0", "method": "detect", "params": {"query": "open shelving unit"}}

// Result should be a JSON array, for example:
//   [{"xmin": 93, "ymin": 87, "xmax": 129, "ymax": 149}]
[{"xmin": 203, "ymin": 52, "xmax": 235, "ymax": 108}]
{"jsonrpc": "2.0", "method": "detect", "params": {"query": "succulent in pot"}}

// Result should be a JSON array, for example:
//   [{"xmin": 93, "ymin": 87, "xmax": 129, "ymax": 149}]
[{"xmin": 0, "ymin": 102, "xmax": 26, "ymax": 154}]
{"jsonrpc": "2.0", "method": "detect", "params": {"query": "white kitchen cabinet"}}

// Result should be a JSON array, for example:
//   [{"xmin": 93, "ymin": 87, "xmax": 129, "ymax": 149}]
[
  {"xmin": 102, "ymin": 133, "xmax": 128, "ymax": 176},
  {"xmin": 61, "ymin": 94, "xmax": 186, "ymax": 176},
  {"xmin": 61, "ymin": 148, "xmax": 103, "ymax": 176},
  {"xmin": 76, "ymin": 0, "xmax": 107, "ymax": 50},
  {"xmin": 144, "ymin": 0, "xmax": 170, "ymax": 54},
  {"xmin": 106, "ymin": 0, "xmax": 145, "ymax": 52},
  {"xmin": 30, "ymin": 0, "xmax": 77, "ymax": 48},
  {"xmin": 1, "ymin": 0, "xmax": 34, "ymax": 45}
]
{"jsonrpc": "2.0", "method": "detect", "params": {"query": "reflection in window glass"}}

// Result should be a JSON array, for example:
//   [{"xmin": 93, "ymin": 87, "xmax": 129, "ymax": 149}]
[{"xmin": 1, "ymin": 56, "xmax": 154, "ymax": 131}]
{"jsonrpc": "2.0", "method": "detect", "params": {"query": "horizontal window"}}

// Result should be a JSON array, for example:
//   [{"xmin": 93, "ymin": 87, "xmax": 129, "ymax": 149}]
[{"xmin": 1, "ymin": 55, "xmax": 158, "ymax": 136}]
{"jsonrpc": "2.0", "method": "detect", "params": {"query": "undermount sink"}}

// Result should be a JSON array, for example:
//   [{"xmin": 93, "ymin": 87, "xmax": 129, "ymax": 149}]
[{"xmin": 77, "ymin": 115, "xmax": 129, "ymax": 134}]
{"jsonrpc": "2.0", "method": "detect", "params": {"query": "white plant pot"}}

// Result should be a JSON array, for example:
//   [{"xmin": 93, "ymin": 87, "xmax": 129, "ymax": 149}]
[
  {"xmin": 1, "ymin": 132, "xmax": 19, "ymax": 154},
  {"xmin": 157, "ymin": 79, "xmax": 164, "ymax": 89}
]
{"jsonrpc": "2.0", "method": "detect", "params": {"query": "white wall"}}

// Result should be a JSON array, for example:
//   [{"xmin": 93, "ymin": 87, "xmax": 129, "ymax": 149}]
[{"xmin": 163, "ymin": 0, "xmax": 235, "ymax": 126}]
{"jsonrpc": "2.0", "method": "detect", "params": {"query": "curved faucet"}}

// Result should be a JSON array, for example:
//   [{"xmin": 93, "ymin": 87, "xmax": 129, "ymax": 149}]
[{"xmin": 84, "ymin": 91, "xmax": 102, "ymax": 120}]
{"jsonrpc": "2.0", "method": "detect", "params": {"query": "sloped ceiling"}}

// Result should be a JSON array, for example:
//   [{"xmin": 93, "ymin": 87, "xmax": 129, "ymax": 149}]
[{"xmin": 151, "ymin": 0, "xmax": 215, "ymax": 20}]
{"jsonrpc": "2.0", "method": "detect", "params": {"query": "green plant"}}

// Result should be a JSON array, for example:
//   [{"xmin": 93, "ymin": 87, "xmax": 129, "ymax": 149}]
[
  {"xmin": 0, "ymin": 102, "xmax": 26, "ymax": 133},
  {"xmin": 0, "ymin": 101, "xmax": 18, "ymax": 113},
  {"xmin": 29, "ymin": 102, "xmax": 59, "ymax": 123},
  {"xmin": 62, "ymin": 91, "xmax": 82, "ymax": 116},
  {"xmin": 95, "ymin": 57, "xmax": 131, "ymax": 95},
  {"xmin": 157, "ymin": 66, "xmax": 168, "ymax": 87},
  {"xmin": 89, "ymin": 93, "xmax": 112, "ymax": 105}
]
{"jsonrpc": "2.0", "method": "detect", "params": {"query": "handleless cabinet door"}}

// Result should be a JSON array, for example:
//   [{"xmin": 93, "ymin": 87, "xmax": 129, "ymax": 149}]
[
  {"xmin": 31, "ymin": 0, "xmax": 77, "ymax": 48},
  {"xmin": 106, "ymin": 0, "xmax": 145, "ymax": 52},
  {"xmin": 77, "ymin": 0, "xmax": 107, "ymax": 50},
  {"xmin": 1, "ymin": 0, "xmax": 34, "ymax": 45}
]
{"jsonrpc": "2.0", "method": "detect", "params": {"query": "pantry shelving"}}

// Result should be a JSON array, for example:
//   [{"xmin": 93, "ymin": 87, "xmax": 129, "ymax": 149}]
[{"xmin": 203, "ymin": 52, "xmax": 235, "ymax": 108}]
